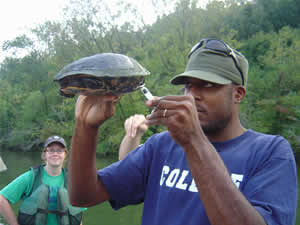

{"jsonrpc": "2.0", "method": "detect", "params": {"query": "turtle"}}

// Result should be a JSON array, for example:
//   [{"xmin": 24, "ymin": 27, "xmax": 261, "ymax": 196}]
[{"xmin": 54, "ymin": 53, "xmax": 150, "ymax": 98}]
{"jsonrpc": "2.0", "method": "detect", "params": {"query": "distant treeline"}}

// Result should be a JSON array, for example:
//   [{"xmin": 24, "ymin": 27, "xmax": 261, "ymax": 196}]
[{"xmin": 0, "ymin": 0, "xmax": 299, "ymax": 159}]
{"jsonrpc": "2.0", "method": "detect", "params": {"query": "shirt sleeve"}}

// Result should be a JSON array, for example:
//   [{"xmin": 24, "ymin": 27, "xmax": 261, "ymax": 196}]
[
  {"xmin": 0, "ymin": 170, "xmax": 33, "ymax": 204},
  {"xmin": 242, "ymin": 138, "xmax": 297, "ymax": 225},
  {"xmin": 98, "ymin": 138, "xmax": 154, "ymax": 210}
]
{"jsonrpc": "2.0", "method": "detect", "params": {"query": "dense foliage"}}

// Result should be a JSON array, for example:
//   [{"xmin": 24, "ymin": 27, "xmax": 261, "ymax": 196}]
[{"xmin": 0, "ymin": 0, "xmax": 299, "ymax": 159}]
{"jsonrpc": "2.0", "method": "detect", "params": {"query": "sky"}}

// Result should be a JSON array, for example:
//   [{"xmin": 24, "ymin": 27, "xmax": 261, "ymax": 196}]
[
  {"xmin": 0, "ymin": 0, "xmax": 69, "ymax": 61},
  {"xmin": 0, "ymin": 0, "xmax": 67, "ymax": 41},
  {"xmin": 0, "ymin": 0, "xmax": 210, "ymax": 62}
]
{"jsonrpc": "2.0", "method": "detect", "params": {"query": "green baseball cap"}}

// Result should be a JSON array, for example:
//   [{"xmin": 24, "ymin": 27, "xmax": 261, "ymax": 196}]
[{"xmin": 170, "ymin": 40, "xmax": 248, "ymax": 86}]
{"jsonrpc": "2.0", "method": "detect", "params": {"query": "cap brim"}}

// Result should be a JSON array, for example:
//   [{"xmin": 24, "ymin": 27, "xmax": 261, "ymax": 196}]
[{"xmin": 170, "ymin": 70, "xmax": 232, "ymax": 85}]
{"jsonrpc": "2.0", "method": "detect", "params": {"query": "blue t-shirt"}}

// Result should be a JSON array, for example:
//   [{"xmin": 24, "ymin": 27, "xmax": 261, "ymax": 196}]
[{"xmin": 98, "ymin": 130, "xmax": 297, "ymax": 225}]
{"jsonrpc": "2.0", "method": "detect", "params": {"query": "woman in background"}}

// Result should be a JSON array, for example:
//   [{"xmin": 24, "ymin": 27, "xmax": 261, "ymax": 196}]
[{"xmin": 0, "ymin": 135, "xmax": 86, "ymax": 225}]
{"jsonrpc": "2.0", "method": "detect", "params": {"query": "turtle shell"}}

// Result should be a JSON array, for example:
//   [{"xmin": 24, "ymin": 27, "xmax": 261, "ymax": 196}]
[{"xmin": 54, "ymin": 53, "xmax": 150, "ymax": 97}]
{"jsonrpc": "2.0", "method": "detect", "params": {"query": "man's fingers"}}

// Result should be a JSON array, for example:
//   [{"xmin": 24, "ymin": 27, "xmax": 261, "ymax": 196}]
[
  {"xmin": 147, "ymin": 107, "xmax": 173, "ymax": 119},
  {"xmin": 104, "ymin": 95, "xmax": 122, "ymax": 103},
  {"xmin": 146, "ymin": 96, "xmax": 195, "ymax": 118}
]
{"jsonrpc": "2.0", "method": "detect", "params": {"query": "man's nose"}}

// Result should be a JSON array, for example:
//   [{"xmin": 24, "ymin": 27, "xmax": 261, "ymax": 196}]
[{"xmin": 185, "ymin": 87, "xmax": 203, "ymax": 101}]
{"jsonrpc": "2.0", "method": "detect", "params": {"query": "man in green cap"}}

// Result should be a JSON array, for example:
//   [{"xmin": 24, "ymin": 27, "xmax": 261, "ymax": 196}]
[{"xmin": 68, "ymin": 39, "xmax": 297, "ymax": 225}]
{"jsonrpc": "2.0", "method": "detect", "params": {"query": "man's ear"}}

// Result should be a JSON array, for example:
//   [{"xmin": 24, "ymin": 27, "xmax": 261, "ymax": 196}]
[{"xmin": 233, "ymin": 86, "xmax": 246, "ymax": 104}]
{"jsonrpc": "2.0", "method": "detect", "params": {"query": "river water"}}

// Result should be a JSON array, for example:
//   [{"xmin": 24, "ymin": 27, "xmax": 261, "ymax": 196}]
[
  {"xmin": 0, "ymin": 151, "xmax": 142, "ymax": 225},
  {"xmin": 2, "ymin": 151, "xmax": 300, "ymax": 225}
]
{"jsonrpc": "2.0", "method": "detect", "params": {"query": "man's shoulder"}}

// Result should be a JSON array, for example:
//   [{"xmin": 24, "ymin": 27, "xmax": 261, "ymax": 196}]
[
  {"xmin": 146, "ymin": 131, "xmax": 178, "ymax": 149},
  {"xmin": 244, "ymin": 129, "xmax": 286, "ymax": 143},
  {"xmin": 246, "ymin": 129, "xmax": 294, "ymax": 160},
  {"xmin": 149, "ymin": 130, "xmax": 173, "ymax": 142}
]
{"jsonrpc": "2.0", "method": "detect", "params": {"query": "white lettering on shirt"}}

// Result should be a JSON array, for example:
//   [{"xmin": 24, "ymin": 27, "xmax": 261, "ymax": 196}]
[
  {"xmin": 160, "ymin": 165, "xmax": 243, "ymax": 192},
  {"xmin": 159, "ymin": 166, "xmax": 198, "ymax": 192},
  {"xmin": 188, "ymin": 178, "xmax": 198, "ymax": 192},
  {"xmin": 165, "ymin": 169, "xmax": 180, "ymax": 187},
  {"xmin": 175, "ymin": 170, "xmax": 189, "ymax": 190},
  {"xmin": 160, "ymin": 165, "xmax": 170, "ymax": 186},
  {"xmin": 231, "ymin": 173, "xmax": 244, "ymax": 188}
]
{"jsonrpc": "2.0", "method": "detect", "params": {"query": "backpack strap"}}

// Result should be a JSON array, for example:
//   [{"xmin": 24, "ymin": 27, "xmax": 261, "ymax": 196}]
[
  {"xmin": 62, "ymin": 168, "xmax": 68, "ymax": 189},
  {"xmin": 27, "ymin": 165, "xmax": 44, "ymax": 197},
  {"xmin": 37, "ymin": 208, "xmax": 68, "ymax": 216}
]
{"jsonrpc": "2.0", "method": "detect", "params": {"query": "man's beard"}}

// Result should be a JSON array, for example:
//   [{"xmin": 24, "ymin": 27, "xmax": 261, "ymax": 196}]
[
  {"xmin": 202, "ymin": 86, "xmax": 234, "ymax": 137},
  {"xmin": 202, "ymin": 113, "xmax": 232, "ymax": 137}
]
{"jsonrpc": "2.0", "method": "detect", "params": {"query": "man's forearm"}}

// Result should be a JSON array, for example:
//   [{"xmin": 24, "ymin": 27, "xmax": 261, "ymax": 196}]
[
  {"xmin": 184, "ymin": 138, "xmax": 266, "ymax": 225},
  {"xmin": 68, "ymin": 122, "xmax": 108, "ymax": 207}
]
